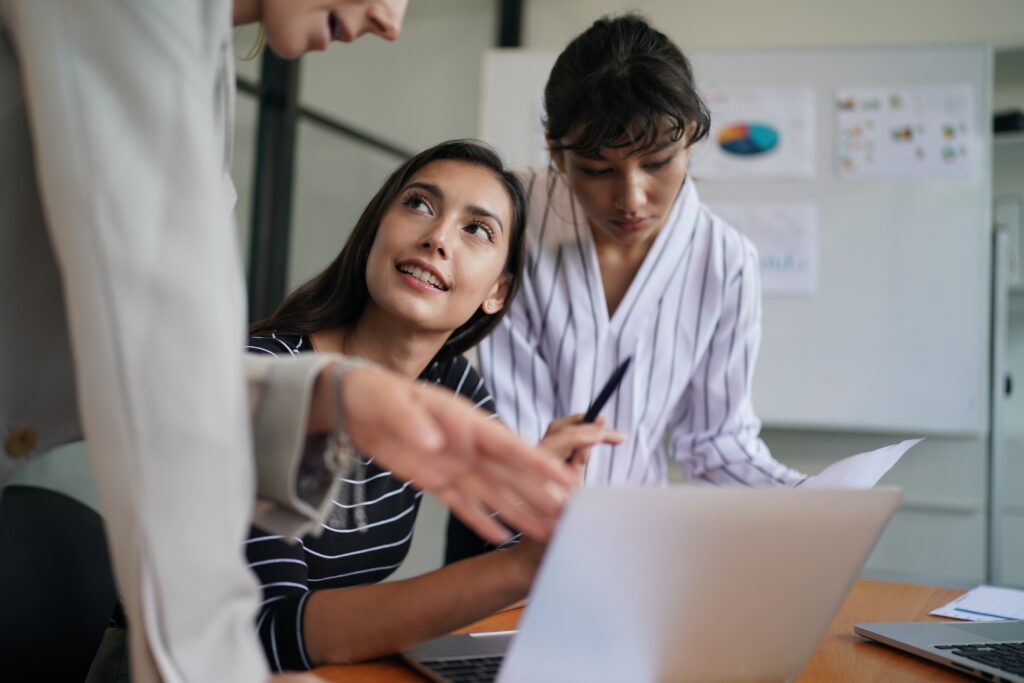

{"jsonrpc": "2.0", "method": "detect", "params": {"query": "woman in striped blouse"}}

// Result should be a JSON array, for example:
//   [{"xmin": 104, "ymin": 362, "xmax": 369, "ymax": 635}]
[
  {"xmin": 479, "ymin": 15, "xmax": 808, "ymax": 492},
  {"xmin": 244, "ymin": 140, "xmax": 623, "ymax": 671}
]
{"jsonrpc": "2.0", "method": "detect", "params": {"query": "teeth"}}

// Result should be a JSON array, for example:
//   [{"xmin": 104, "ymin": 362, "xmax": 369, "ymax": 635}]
[{"xmin": 398, "ymin": 265, "xmax": 446, "ymax": 290}]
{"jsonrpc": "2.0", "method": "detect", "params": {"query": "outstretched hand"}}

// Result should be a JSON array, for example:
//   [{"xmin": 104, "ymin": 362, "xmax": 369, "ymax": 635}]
[{"xmin": 314, "ymin": 364, "xmax": 577, "ymax": 545}]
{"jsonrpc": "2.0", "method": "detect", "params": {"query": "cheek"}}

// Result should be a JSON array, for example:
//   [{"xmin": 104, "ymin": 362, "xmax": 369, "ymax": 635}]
[
  {"xmin": 568, "ymin": 176, "xmax": 609, "ymax": 213},
  {"xmin": 459, "ymin": 255, "xmax": 506, "ymax": 303},
  {"xmin": 262, "ymin": 3, "xmax": 320, "ymax": 58},
  {"xmin": 363, "ymin": 236, "xmax": 393, "ymax": 290}
]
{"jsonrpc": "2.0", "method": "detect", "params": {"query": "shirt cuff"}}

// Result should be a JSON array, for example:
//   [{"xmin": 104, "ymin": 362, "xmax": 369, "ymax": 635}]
[{"xmin": 245, "ymin": 353, "xmax": 370, "ymax": 537}]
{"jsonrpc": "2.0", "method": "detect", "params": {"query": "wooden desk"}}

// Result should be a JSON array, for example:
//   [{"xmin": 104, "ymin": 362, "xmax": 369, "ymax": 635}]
[{"xmin": 314, "ymin": 579, "xmax": 969, "ymax": 682}]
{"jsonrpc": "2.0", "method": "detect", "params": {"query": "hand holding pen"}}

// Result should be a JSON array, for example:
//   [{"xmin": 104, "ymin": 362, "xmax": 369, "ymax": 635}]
[
  {"xmin": 539, "ymin": 413, "xmax": 626, "ymax": 481},
  {"xmin": 549, "ymin": 356, "xmax": 633, "ymax": 477}
]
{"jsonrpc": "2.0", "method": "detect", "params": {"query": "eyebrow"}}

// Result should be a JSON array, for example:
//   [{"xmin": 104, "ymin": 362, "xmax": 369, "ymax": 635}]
[{"xmin": 404, "ymin": 181, "xmax": 505, "ymax": 233}]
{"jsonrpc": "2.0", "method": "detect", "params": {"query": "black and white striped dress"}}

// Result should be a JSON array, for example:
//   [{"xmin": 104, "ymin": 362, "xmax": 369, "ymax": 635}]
[{"xmin": 244, "ymin": 332, "xmax": 494, "ymax": 672}]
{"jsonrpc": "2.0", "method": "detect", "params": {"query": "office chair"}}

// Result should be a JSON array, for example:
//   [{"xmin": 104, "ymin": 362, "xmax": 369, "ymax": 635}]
[{"xmin": 0, "ymin": 485, "xmax": 117, "ymax": 682}]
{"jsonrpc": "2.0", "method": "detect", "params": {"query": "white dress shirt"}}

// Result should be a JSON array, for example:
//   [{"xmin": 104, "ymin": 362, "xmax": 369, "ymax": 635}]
[{"xmin": 481, "ymin": 168, "xmax": 806, "ymax": 487}]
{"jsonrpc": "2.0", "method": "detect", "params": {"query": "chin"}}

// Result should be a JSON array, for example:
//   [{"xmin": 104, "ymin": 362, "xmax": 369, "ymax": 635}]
[{"xmin": 266, "ymin": 36, "xmax": 306, "ymax": 60}]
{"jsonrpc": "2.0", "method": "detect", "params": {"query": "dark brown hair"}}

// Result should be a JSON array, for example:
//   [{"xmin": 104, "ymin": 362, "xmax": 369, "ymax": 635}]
[
  {"xmin": 251, "ymin": 139, "xmax": 527, "ymax": 359},
  {"xmin": 544, "ymin": 13, "xmax": 711, "ymax": 155}
]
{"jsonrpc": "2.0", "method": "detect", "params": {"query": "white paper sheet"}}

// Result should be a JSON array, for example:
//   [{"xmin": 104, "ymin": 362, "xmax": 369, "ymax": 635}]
[
  {"xmin": 692, "ymin": 87, "xmax": 816, "ymax": 179},
  {"xmin": 801, "ymin": 438, "xmax": 922, "ymax": 489},
  {"xmin": 710, "ymin": 202, "xmax": 819, "ymax": 296},
  {"xmin": 930, "ymin": 585, "xmax": 1024, "ymax": 622},
  {"xmin": 834, "ymin": 85, "xmax": 976, "ymax": 178}
]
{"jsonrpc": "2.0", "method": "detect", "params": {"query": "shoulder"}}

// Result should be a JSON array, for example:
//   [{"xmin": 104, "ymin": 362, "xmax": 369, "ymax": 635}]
[
  {"xmin": 423, "ymin": 355, "xmax": 490, "ymax": 403},
  {"xmin": 246, "ymin": 332, "xmax": 311, "ymax": 358},
  {"xmin": 695, "ymin": 202, "xmax": 759, "ymax": 277}
]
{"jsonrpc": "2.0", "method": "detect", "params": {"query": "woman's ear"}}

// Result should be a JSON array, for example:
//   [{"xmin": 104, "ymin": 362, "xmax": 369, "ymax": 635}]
[
  {"xmin": 482, "ymin": 274, "xmax": 511, "ymax": 315},
  {"xmin": 545, "ymin": 131, "xmax": 567, "ymax": 174}
]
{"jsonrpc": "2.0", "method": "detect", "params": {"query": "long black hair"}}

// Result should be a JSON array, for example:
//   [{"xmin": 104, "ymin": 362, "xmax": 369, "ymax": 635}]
[
  {"xmin": 544, "ymin": 13, "xmax": 711, "ymax": 155},
  {"xmin": 251, "ymin": 139, "xmax": 527, "ymax": 359}
]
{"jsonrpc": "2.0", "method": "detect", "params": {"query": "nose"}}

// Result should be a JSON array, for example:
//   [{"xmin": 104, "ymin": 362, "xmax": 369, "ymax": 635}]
[
  {"xmin": 363, "ymin": 1, "xmax": 405, "ymax": 41},
  {"xmin": 613, "ymin": 170, "xmax": 645, "ymax": 215},
  {"xmin": 419, "ymin": 227, "xmax": 448, "ymax": 259}
]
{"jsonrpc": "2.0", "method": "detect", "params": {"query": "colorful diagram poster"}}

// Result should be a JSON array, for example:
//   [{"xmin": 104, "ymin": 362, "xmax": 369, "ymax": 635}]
[
  {"xmin": 691, "ymin": 87, "xmax": 816, "ymax": 179},
  {"xmin": 835, "ymin": 85, "xmax": 976, "ymax": 178},
  {"xmin": 709, "ymin": 202, "xmax": 819, "ymax": 296}
]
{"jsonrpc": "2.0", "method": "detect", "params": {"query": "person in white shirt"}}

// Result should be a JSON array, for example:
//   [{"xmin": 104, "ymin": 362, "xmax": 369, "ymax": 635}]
[
  {"xmin": 0, "ymin": 2, "xmax": 574, "ymax": 681},
  {"xmin": 480, "ymin": 14, "xmax": 808, "ymax": 491}
]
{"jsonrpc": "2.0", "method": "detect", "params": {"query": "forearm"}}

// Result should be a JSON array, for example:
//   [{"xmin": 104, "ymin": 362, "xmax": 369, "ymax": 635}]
[
  {"xmin": 676, "ymin": 428, "xmax": 808, "ymax": 486},
  {"xmin": 304, "ymin": 548, "xmax": 535, "ymax": 665}
]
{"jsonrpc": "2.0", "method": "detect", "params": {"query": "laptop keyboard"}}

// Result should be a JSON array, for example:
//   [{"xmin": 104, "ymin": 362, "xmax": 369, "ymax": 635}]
[
  {"xmin": 935, "ymin": 641, "xmax": 1024, "ymax": 675},
  {"xmin": 420, "ymin": 655, "xmax": 503, "ymax": 683}
]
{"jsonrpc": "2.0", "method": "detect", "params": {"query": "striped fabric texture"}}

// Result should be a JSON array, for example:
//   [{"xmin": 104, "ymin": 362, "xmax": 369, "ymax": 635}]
[
  {"xmin": 480, "ymin": 169, "xmax": 807, "ymax": 488},
  {"xmin": 245, "ymin": 333, "xmax": 494, "ymax": 671}
]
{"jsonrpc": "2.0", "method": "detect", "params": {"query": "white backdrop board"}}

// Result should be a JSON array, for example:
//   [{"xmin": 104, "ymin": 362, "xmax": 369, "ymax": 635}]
[{"xmin": 480, "ymin": 45, "xmax": 993, "ymax": 435}]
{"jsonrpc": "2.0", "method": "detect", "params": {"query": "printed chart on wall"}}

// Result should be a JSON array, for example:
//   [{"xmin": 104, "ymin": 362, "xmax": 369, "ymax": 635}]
[
  {"xmin": 692, "ymin": 87, "xmax": 816, "ymax": 179},
  {"xmin": 710, "ymin": 202, "xmax": 819, "ymax": 296},
  {"xmin": 835, "ymin": 85, "xmax": 976, "ymax": 178}
]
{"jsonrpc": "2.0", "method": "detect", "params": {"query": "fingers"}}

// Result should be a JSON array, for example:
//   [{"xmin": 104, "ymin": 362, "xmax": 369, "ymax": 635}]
[
  {"xmin": 567, "ymin": 445, "xmax": 592, "ymax": 470},
  {"xmin": 434, "ymin": 486, "xmax": 515, "ymax": 546},
  {"xmin": 472, "ymin": 461, "xmax": 561, "ymax": 542},
  {"xmin": 418, "ymin": 384, "xmax": 577, "ymax": 494},
  {"xmin": 539, "ymin": 422, "xmax": 627, "ymax": 459},
  {"xmin": 542, "ymin": 413, "xmax": 585, "ymax": 438},
  {"xmin": 340, "ymin": 368, "xmax": 458, "ymax": 489},
  {"xmin": 339, "ymin": 367, "xmax": 578, "ymax": 543}
]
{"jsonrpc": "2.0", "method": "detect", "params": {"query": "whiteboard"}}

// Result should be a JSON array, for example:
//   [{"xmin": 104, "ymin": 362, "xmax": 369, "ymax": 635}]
[{"xmin": 480, "ymin": 45, "xmax": 993, "ymax": 435}]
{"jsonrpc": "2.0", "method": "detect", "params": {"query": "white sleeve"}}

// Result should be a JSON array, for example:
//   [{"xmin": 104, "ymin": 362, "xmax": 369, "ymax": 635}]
[
  {"xmin": 671, "ymin": 239, "xmax": 808, "ymax": 487},
  {"xmin": 3, "ymin": 1, "xmax": 268, "ymax": 681},
  {"xmin": 246, "ymin": 353, "xmax": 370, "ymax": 538}
]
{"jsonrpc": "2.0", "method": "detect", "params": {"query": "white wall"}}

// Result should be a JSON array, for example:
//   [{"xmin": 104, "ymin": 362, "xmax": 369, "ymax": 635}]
[
  {"xmin": 523, "ymin": 0, "xmax": 1024, "ymax": 51},
  {"xmin": 299, "ymin": 0, "xmax": 497, "ymax": 152}
]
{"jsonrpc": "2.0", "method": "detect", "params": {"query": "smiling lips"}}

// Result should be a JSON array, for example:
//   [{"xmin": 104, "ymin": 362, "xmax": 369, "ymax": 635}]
[{"xmin": 397, "ymin": 263, "xmax": 449, "ymax": 292}]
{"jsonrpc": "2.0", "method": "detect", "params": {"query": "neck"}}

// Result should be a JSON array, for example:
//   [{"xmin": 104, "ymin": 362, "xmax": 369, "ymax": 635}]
[
  {"xmin": 233, "ymin": 0, "xmax": 262, "ymax": 26},
  {"xmin": 590, "ymin": 223, "xmax": 657, "ymax": 264},
  {"xmin": 313, "ymin": 310, "xmax": 451, "ymax": 380}
]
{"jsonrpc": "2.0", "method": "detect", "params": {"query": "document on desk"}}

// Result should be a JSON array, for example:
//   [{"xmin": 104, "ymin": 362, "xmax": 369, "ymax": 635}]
[
  {"xmin": 800, "ymin": 438, "xmax": 922, "ymax": 489},
  {"xmin": 930, "ymin": 585, "xmax": 1024, "ymax": 621}
]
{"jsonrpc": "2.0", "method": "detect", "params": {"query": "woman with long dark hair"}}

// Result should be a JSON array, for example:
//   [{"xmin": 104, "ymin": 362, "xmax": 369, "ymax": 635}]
[{"xmin": 245, "ymin": 139, "xmax": 623, "ymax": 670}]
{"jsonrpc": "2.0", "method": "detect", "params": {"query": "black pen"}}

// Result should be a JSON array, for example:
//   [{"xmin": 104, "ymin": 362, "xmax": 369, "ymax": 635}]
[
  {"xmin": 582, "ymin": 357, "xmax": 632, "ymax": 424},
  {"xmin": 567, "ymin": 357, "xmax": 632, "ymax": 463}
]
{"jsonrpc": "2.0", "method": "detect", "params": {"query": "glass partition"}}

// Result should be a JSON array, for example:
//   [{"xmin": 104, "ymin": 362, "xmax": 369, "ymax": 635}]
[{"xmin": 287, "ymin": 121, "xmax": 403, "ymax": 291}]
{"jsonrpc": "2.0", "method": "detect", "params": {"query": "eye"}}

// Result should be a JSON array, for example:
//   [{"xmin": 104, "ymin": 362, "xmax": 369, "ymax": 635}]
[
  {"xmin": 464, "ymin": 221, "xmax": 495, "ymax": 243},
  {"xmin": 644, "ymin": 156, "xmax": 674, "ymax": 171},
  {"xmin": 580, "ymin": 166, "xmax": 612, "ymax": 177},
  {"xmin": 401, "ymin": 191, "xmax": 433, "ymax": 215}
]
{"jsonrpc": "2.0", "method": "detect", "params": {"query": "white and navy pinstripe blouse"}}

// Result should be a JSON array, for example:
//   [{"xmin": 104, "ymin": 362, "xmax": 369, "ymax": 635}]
[
  {"xmin": 480, "ymin": 168, "xmax": 807, "ymax": 487},
  {"xmin": 244, "ymin": 332, "xmax": 494, "ymax": 671}
]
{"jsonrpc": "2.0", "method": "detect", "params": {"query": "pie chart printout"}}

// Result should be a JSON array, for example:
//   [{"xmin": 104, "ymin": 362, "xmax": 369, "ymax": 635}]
[{"xmin": 717, "ymin": 122, "xmax": 780, "ymax": 156}]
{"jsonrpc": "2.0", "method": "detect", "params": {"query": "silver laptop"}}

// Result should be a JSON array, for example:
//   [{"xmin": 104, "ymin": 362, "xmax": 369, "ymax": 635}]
[
  {"xmin": 855, "ymin": 620, "xmax": 1024, "ymax": 681},
  {"xmin": 403, "ymin": 486, "xmax": 902, "ymax": 683}
]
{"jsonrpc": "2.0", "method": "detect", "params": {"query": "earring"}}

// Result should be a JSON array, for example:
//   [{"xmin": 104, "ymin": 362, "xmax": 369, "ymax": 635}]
[{"xmin": 483, "ymin": 302, "xmax": 497, "ymax": 314}]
